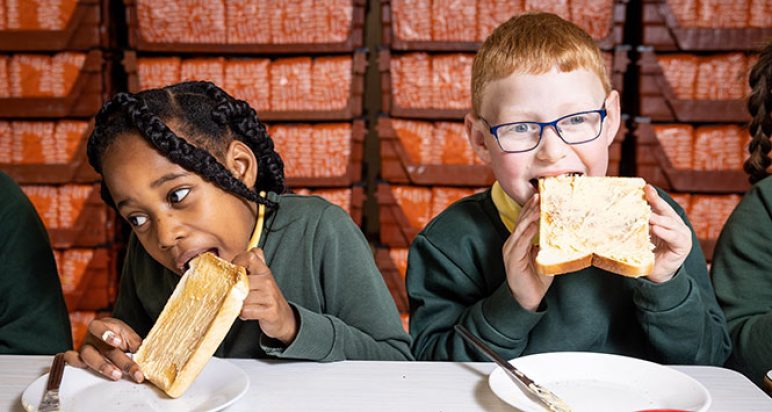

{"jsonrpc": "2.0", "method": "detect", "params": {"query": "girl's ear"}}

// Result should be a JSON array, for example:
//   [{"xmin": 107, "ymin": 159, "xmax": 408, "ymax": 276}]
[{"xmin": 224, "ymin": 140, "xmax": 258, "ymax": 188}]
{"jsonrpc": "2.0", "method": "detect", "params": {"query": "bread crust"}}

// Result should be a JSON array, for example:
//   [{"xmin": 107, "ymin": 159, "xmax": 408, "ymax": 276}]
[
  {"xmin": 535, "ymin": 253, "xmax": 593, "ymax": 276},
  {"xmin": 592, "ymin": 254, "xmax": 653, "ymax": 278},
  {"xmin": 134, "ymin": 253, "xmax": 249, "ymax": 398}
]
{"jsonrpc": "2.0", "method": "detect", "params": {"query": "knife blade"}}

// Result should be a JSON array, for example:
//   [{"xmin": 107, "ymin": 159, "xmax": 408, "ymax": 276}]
[
  {"xmin": 38, "ymin": 353, "xmax": 65, "ymax": 412},
  {"xmin": 455, "ymin": 324, "xmax": 572, "ymax": 412}
]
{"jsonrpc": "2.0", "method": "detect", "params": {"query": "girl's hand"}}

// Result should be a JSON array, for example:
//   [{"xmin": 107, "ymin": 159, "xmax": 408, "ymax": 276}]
[
  {"xmin": 503, "ymin": 193, "xmax": 553, "ymax": 312},
  {"xmin": 63, "ymin": 318, "xmax": 144, "ymax": 383},
  {"xmin": 645, "ymin": 185, "xmax": 692, "ymax": 283},
  {"xmin": 233, "ymin": 248, "xmax": 298, "ymax": 346}
]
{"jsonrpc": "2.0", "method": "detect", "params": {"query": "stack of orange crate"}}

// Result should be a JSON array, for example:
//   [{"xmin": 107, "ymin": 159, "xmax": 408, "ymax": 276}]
[
  {"xmin": 123, "ymin": 0, "xmax": 368, "ymax": 228},
  {"xmin": 637, "ymin": 0, "xmax": 771, "ymax": 263},
  {"xmin": 378, "ymin": 0, "xmax": 631, "ymax": 329},
  {"xmin": 0, "ymin": 0, "xmax": 114, "ymax": 349}
]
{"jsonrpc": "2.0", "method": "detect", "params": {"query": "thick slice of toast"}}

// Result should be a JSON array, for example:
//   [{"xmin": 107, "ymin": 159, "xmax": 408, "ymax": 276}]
[
  {"xmin": 535, "ymin": 175, "xmax": 655, "ymax": 277},
  {"xmin": 134, "ymin": 252, "xmax": 249, "ymax": 398}
]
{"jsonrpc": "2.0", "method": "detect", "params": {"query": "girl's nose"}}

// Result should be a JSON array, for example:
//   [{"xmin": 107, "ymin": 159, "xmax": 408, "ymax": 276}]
[
  {"xmin": 534, "ymin": 126, "xmax": 569, "ymax": 162},
  {"xmin": 155, "ymin": 214, "xmax": 186, "ymax": 249}
]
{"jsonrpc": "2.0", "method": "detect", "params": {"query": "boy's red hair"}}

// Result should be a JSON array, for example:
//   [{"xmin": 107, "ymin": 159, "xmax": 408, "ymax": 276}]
[{"xmin": 472, "ymin": 12, "xmax": 611, "ymax": 116}]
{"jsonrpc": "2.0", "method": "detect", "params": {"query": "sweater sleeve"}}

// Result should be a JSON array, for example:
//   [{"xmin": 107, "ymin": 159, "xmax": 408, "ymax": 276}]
[
  {"xmin": 631, "ymin": 189, "xmax": 731, "ymax": 365},
  {"xmin": 711, "ymin": 183, "xmax": 772, "ymax": 386},
  {"xmin": 407, "ymin": 233, "xmax": 545, "ymax": 362},
  {"xmin": 260, "ymin": 205, "xmax": 413, "ymax": 361},
  {"xmin": 0, "ymin": 173, "xmax": 72, "ymax": 354}
]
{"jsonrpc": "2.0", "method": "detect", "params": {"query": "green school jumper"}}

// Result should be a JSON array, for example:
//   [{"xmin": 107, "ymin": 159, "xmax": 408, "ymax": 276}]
[
  {"xmin": 407, "ymin": 188, "xmax": 731, "ymax": 365},
  {"xmin": 0, "ymin": 172, "xmax": 72, "ymax": 354},
  {"xmin": 113, "ymin": 192, "xmax": 413, "ymax": 361},
  {"xmin": 712, "ymin": 176, "xmax": 772, "ymax": 386}
]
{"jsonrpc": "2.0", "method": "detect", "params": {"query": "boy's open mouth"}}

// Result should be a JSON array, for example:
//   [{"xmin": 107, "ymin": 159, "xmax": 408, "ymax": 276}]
[{"xmin": 529, "ymin": 172, "xmax": 584, "ymax": 190}]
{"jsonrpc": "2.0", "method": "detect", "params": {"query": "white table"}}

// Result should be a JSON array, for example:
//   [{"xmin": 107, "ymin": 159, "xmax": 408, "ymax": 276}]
[{"xmin": 1, "ymin": 355, "xmax": 771, "ymax": 411}]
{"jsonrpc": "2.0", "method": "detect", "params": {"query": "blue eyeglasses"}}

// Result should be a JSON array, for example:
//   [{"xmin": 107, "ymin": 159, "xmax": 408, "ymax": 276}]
[{"xmin": 481, "ymin": 106, "xmax": 607, "ymax": 153}]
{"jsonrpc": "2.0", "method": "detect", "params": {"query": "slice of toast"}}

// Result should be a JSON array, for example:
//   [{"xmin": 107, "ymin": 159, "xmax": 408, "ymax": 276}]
[
  {"xmin": 535, "ymin": 175, "xmax": 655, "ymax": 277},
  {"xmin": 134, "ymin": 252, "xmax": 249, "ymax": 398}
]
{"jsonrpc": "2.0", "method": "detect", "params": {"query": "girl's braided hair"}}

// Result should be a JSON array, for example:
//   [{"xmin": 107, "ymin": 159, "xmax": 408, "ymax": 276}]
[
  {"xmin": 86, "ymin": 81, "xmax": 285, "ymax": 208},
  {"xmin": 744, "ymin": 42, "xmax": 772, "ymax": 185}
]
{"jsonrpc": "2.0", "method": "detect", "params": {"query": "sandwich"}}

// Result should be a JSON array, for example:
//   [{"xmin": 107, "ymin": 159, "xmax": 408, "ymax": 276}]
[
  {"xmin": 535, "ymin": 175, "xmax": 655, "ymax": 277},
  {"xmin": 133, "ymin": 252, "xmax": 249, "ymax": 398}
]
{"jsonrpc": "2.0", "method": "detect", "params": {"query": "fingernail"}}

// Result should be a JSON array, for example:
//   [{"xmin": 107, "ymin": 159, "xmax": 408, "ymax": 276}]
[
  {"xmin": 101, "ymin": 330, "xmax": 121, "ymax": 346},
  {"xmin": 111, "ymin": 369, "xmax": 122, "ymax": 380},
  {"xmin": 133, "ymin": 371, "xmax": 143, "ymax": 382}
]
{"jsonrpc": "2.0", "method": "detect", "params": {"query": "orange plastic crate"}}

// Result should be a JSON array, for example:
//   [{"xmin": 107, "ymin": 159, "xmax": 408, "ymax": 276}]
[
  {"xmin": 21, "ymin": 184, "xmax": 113, "ymax": 248},
  {"xmin": 374, "ymin": 247, "xmax": 409, "ymax": 313},
  {"xmin": 384, "ymin": 0, "xmax": 626, "ymax": 50},
  {"xmin": 0, "ymin": 50, "xmax": 106, "ymax": 118},
  {"xmin": 0, "ymin": 120, "xmax": 98, "ymax": 183},
  {"xmin": 377, "ymin": 183, "xmax": 484, "ymax": 247},
  {"xmin": 0, "ymin": 0, "xmax": 105, "ymax": 51},
  {"xmin": 126, "ymin": 51, "xmax": 366, "ymax": 121},
  {"xmin": 126, "ymin": 0, "xmax": 364, "ymax": 53},
  {"xmin": 638, "ymin": 49, "xmax": 754, "ymax": 122},
  {"xmin": 268, "ymin": 120, "xmax": 364, "ymax": 187},
  {"xmin": 293, "ymin": 186, "xmax": 365, "ymax": 226},
  {"xmin": 643, "ymin": 0, "xmax": 772, "ymax": 51},
  {"xmin": 634, "ymin": 121, "xmax": 749, "ymax": 193},
  {"xmin": 55, "ymin": 247, "xmax": 115, "ymax": 311}
]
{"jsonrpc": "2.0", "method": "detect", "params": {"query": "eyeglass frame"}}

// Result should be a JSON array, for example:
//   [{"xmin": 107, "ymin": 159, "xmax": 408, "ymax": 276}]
[{"xmin": 480, "ymin": 106, "xmax": 608, "ymax": 154}]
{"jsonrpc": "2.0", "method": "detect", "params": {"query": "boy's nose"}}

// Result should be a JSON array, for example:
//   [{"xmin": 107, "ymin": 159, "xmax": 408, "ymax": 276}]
[
  {"xmin": 155, "ymin": 215, "xmax": 186, "ymax": 249},
  {"xmin": 535, "ymin": 125, "xmax": 569, "ymax": 162}
]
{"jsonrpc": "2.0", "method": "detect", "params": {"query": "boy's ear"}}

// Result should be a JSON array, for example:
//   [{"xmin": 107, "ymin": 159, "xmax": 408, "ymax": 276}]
[
  {"xmin": 224, "ymin": 140, "xmax": 258, "ymax": 188},
  {"xmin": 603, "ymin": 90, "xmax": 622, "ymax": 147},
  {"xmin": 465, "ymin": 113, "xmax": 492, "ymax": 165}
]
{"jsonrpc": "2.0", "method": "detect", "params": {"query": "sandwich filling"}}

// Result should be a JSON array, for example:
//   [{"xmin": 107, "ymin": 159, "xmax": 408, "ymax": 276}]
[{"xmin": 537, "ymin": 175, "xmax": 655, "ymax": 276}]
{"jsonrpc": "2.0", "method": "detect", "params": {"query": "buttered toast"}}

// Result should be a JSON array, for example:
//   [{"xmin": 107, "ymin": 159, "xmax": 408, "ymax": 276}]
[
  {"xmin": 134, "ymin": 252, "xmax": 249, "ymax": 398},
  {"xmin": 535, "ymin": 175, "xmax": 655, "ymax": 277}
]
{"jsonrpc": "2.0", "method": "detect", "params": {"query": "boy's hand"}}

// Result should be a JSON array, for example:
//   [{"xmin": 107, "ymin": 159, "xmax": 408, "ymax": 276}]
[
  {"xmin": 233, "ymin": 248, "xmax": 298, "ymax": 346},
  {"xmin": 503, "ymin": 193, "xmax": 553, "ymax": 311},
  {"xmin": 645, "ymin": 185, "xmax": 692, "ymax": 283},
  {"xmin": 63, "ymin": 318, "xmax": 144, "ymax": 383}
]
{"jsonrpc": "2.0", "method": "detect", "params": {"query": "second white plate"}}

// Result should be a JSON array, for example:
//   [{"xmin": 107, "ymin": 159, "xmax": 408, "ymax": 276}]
[{"xmin": 489, "ymin": 352, "xmax": 711, "ymax": 412}]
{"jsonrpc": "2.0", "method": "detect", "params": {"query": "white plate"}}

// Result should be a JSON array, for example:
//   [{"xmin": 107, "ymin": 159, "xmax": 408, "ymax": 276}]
[
  {"xmin": 489, "ymin": 352, "xmax": 711, "ymax": 412},
  {"xmin": 21, "ymin": 357, "xmax": 249, "ymax": 412}
]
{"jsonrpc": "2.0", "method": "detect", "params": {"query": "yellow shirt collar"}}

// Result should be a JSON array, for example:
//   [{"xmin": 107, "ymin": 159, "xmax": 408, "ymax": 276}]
[
  {"xmin": 247, "ymin": 191, "xmax": 268, "ymax": 249},
  {"xmin": 491, "ymin": 181, "xmax": 521, "ymax": 232}
]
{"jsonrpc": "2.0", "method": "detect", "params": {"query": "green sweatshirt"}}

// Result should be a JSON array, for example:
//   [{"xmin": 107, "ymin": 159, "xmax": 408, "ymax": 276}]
[
  {"xmin": 407, "ymin": 188, "xmax": 731, "ymax": 364},
  {"xmin": 711, "ymin": 176, "xmax": 772, "ymax": 386},
  {"xmin": 114, "ymin": 192, "xmax": 413, "ymax": 361},
  {"xmin": 0, "ymin": 172, "xmax": 72, "ymax": 354}
]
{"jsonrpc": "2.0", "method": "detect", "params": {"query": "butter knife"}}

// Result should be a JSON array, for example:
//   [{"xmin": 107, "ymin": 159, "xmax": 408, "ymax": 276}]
[
  {"xmin": 455, "ymin": 324, "xmax": 572, "ymax": 412},
  {"xmin": 38, "ymin": 353, "xmax": 65, "ymax": 412}
]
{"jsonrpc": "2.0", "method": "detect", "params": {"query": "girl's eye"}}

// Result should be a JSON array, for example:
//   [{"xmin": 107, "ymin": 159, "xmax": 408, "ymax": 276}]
[
  {"xmin": 128, "ymin": 215, "xmax": 148, "ymax": 227},
  {"xmin": 168, "ymin": 188, "xmax": 191, "ymax": 204}
]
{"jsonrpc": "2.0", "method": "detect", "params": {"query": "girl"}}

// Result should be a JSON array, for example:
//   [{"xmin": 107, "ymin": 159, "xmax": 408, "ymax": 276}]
[
  {"xmin": 711, "ymin": 42, "xmax": 772, "ymax": 387},
  {"xmin": 64, "ymin": 81, "xmax": 412, "ymax": 383}
]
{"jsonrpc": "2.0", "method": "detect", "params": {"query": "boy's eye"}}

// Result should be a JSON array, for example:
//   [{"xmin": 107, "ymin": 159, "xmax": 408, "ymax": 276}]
[
  {"xmin": 168, "ymin": 188, "xmax": 191, "ymax": 204},
  {"xmin": 513, "ymin": 123, "xmax": 531, "ymax": 133},
  {"xmin": 567, "ymin": 115, "xmax": 586, "ymax": 125},
  {"xmin": 128, "ymin": 215, "xmax": 148, "ymax": 227}
]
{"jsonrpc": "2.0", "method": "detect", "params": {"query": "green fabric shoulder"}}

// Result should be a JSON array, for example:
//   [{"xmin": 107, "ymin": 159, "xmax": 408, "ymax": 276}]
[
  {"xmin": 0, "ymin": 172, "xmax": 72, "ymax": 354},
  {"xmin": 712, "ymin": 176, "xmax": 772, "ymax": 386}
]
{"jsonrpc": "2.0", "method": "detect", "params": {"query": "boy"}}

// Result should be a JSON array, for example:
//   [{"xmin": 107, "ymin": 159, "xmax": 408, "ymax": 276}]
[{"xmin": 406, "ymin": 13, "xmax": 731, "ymax": 364}]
